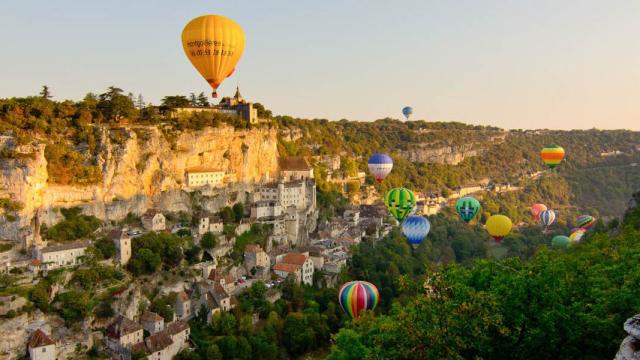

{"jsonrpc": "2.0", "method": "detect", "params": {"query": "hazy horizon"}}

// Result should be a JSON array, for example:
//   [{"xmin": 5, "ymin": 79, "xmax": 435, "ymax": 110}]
[{"xmin": 1, "ymin": 0, "xmax": 639, "ymax": 130}]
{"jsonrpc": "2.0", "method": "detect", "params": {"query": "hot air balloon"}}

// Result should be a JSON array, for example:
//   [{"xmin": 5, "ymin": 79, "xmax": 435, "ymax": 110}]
[
  {"xmin": 455, "ymin": 196, "xmax": 481, "ymax": 223},
  {"xmin": 486, "ymin": 215, "xmax": 512, "ymax": 243},
  {"xmin": 531, "ymin": 203, "xmax": 547, "ymax": 221},
  {"xmin": 402, "ymin": 106, "xmax": 413, "ymax": 120},
  {"xmin": 539, "ymin": 209, "xmax": 556, "ymax": 227},
  {"xmin": 368, "ymin": 154, "xmax": 393, "ymax": 183},
  {"xmin": 552, "ymin": 235, "xmax": 571, "ymax": 248},
  {"xmin": 338, "ymin": 281, "xmax": 379, "ymax": 318},
  {"xmin": 182, "ymin": 15, "xmax": 246, "ymax": 98},
  {"xmin": 540, "ymin": 145, "xmax": 565, "ymax": 169},
  {"xmin": 576, "ymin": 215, "xmax": 596, "ymax": 230},
  {"xmin": 401, "ymin": 215, "xmax": 431, "ymax": 247},
  {"xmin": 384, "ymin": 188, "xmax": 416, "ymax": 222},
  {"xmin": 569, "ymin": 228, "xmax": 586, "ymax": 242}
]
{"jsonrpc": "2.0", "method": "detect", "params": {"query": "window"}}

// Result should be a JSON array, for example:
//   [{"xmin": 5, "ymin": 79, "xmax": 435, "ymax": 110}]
[{"xmin": 42, "ymin": 348, "xmax": 46, "ymax": 353}]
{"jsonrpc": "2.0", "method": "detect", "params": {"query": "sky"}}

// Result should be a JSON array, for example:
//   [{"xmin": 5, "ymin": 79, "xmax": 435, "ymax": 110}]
[{"xmin": 1, "ymin": 0, "xmax": 639, "ymax": 130}]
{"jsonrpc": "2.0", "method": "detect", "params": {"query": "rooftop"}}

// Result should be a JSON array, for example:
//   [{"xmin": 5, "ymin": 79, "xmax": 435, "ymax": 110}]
[
  {"xmin": 278, "ymin": 156, "xmax": 312, "ymax": 172},
  {"xmin": 186, "ymin": 167, "xmax": 225, "ymax": 174},
  {"xmin": 142, "ymin": 208, "xmax": 163, "ymax": 219},
  {"xmin": 245, "ymin": 244, "xmax": 264, "ymax": 253},
  {"xmin": 273, "ymin": 262, "xmax": 301, "ymax": 273},
  {"xmin": 40, "ymin": 240, "xmax": 90, "ymax": 254},
  {"xmin": 140, "ymin": 311, "xmax": 164, "ymax": 322},
  {"xmin": 176, "ymin": 291, "xmax": 190, "ymax": 302},
  {"xmin": 28, "ymin": 329, "xmax": 55, "ymax": 348},
  {"xmin": 106, "ymin": 315, "xmax": 143, "ymax": 339},
  {"xmin": 282, "ymin": 252, "xmax": 308, "ymax": 266}
]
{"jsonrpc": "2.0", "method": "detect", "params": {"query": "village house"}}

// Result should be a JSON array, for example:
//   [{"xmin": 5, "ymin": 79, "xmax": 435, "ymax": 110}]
[
  {"xmin": 141, "ymin": 209, "xmax": 166, "ymax": 232},
  {"xmin": 34, "ymin": 240, "xmax": 90, "ymax": 272},
  {"xmin": 273, "ymin": 252, "xmax": 314, "ymax": 285},
  {"xmin": 174, "ymin": 291, "xmax": 192, "ymax": 321},
  {"xmin": 106, "ymin": 315, "xmax": 144, "ymax": 354},
  {"xmin": 198, "ymin": 214, "xmax": 223, "ymax": 236},
  {"xmin": 250, "ymin": 200, "xmax": 283, "ymax": 220},
  {"xmin": 131, "ymin": 320, "xmax": 190, "ymax": 360},
  {"xmin": 140, "ymin": 311, "xmax": 165, "ymax": 334},
  {"xmin": 279, "ymin": 156, "xmax": 314, "ymax": 181},
  {"xmin": 109, "ymin": 229, "xmax": 132, "ymax": 265},
  {"xmin": 207, "ymin": 269, "xmax": 236, "ymax": 294},
  {"xmin": 28, "ymin": 329, "xmax": 56, "ymax": 360},
  {"xmin": 185, "ymin": 167, "xmax": 226, "ymax": 188},
  {"xmin": 244, "ymin": 244, "xmax": 270, "ymax": 270}
]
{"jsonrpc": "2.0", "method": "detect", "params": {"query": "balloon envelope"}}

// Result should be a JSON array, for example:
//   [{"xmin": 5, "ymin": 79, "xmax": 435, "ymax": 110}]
[
  {"xmin": 401, "ymin": 215, "xmax": 431, "ymax": 246},
  {"xmin": 338, "ymin": 281, "xmax": 379, "ymax": 318},
  {"xmin": 367, "ymin": 153, "xmax": 393, "ymax": 183},
  {"xmin": 540, "ymin": 145, "xmax": 565, "ymax": 169},
  {"xmin": 552, "ymin": 235, "xmax": 571, "ymax": 248},
  {"xmin": 486, "ymin": 215, "xmax": 512, "ymax": 243},
  {"xmin": 577, "ymin": 215, "xmax": 596, "ymax": 230},
  {"xmin": 455, "ymin": 196, "xmax": 481, "ymax": 223},
  {"xmin": 402, "ymin": 106, "xmax": 413, "ymax": 120},
  {"xmin": 384, "ymin": 188, "xmax": 416, "ymax": 222},
  {"xmin": 539, "ymin": 209, "xmax": 556, "ymax": 227},
  {"xmin": 182, "ymin": 15, "xmax": 246, "ymax": 98},
  {"xmin": 569, "ymin": 228, "xmax": 586, "ymax": 242},
  {"xmin": 531, "ymin": 203, "xmax": 547, "ymax": 221}
]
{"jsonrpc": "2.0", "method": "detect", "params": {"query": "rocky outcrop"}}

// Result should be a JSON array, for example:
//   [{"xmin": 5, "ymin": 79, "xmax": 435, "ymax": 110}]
[
  {"xmin": 400, "ymin": 143, "xmax": 483, "ymax": 165},
  {"xmin": 0, "ymin": 125, "xmax": 279, "ymax": 244},
  {"xmin": 616, "ymin": 315, "xmax": 640, "ymax": 359}
]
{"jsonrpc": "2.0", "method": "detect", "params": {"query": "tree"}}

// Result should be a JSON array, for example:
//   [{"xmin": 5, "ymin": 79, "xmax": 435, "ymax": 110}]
[
  {"xmin": 219, "ymin": 206, "xmax": 235, "ymax": 224},
  {"xmin": 97, "ymin": 86, "xmax": 137, "ymax": 122},
  {"xmin": 136, "ymin": 94, "xmax": 145, "ymax": 109},
  {"xmin": 233, "ymin": 203, "xmax": 245, "ymax": 222},
  {"xmin": 197, "ymin": 92, "xmax": 210, "ymax": 107},
  {"xmin": 201, "ymin": 232, "xmax": 217, "ymax": 249},
  {"xmin": 57, "ymin": 290, "xmax": 90, "ymax": 325},
  {"xmin": 189, "ymin": 93, "xmax": 198, "ymax": 106},
  {"xmin": 39, "ymin": 85, "xmax": 52, "ymax": 99},
  {"xmin": 205, "ymin": 345, "xmax": 222, "ymax": 360},
  {"xmin": 160, "ymin": 95, "xmax": 190, "ymax": 109},
  {"xmin": 94, "ymin": 237, "xmax": 117, "ymax": 259},
  {"xmin": 282, "ymin": 312, "xmax": 315, "ymax": 356}
]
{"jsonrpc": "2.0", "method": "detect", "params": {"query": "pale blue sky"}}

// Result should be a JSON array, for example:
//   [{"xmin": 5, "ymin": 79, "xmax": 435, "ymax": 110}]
[{"xmin": 1, "ymin": 1, "xmax": 639, "ymax": 130}]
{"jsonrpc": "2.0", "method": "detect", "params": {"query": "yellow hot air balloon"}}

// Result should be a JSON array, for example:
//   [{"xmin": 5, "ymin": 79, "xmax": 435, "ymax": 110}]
[
  {"xmin": 485, "ymin": 215, "xmax": 512, "ymax": 243},
  {"xmin": 181, "ymin": 15, "xmax": 245, "ymax": 98}
]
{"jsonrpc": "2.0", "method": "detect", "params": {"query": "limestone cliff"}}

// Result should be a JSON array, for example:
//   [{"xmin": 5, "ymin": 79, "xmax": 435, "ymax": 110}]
[
  {"xmin": 0, "ymin": 125, "xmax": 279, "ymax": 244},
  {"xmin": 399, "ymin": 143, "xmax": 484, "ymax": 165}
]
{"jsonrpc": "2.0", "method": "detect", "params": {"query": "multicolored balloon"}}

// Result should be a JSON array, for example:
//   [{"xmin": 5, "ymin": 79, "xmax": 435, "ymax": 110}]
[
  {"xmin": 455, "ymin": 196, "xmax": 481, "ymax": 223},
  {"xmin": 540, "ymin": 145, "xmax": 565, "ymax": 169},
  {"xmin": 367, "ymin": 153, "xmax": 393, "ymax": 183},
  {"xmin": 539, "ymin": 209, "xmax": 556, "ymax": 227},
  {"xmin": 338, "ymin": 281, "xmax": 380, "ymax": 318},
  {"xmin": 576, "ymin": 215, "xmax": 596, "ymax": 230},
  {"xmin": 551, "ymin": 235, "xmax": 571, "ymax": 248},
  {"xmin": 569, "ymin": 228, "xmax": 586, "ymax": 242},
  {"xmin": 402, "ymin": 106, "xmax": 413, "ymax": 120},
  {"xmin": 384, "ymin": 187, "xmax": 416, "ymax": 222},
  {"xmin": 401, "ymin": 215, "xmax": 431, "ymax": 247},
  {"xmin": 531, "ymin": 203, "xmax": 548, "ymax": 221},
  {"xmin": 485, "ymin": 215, "xmax": 512, "ymax": 243}
]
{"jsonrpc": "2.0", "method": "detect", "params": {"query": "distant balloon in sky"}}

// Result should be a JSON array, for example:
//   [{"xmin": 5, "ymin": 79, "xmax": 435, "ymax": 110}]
[
  {"xmin": 338, "ymin": 281, "xmax": 379, "ymax": 318},
  {"xmin": 552, "ymin": 235, "xmax": 571, "ymax": 248},
  {"xmin": 539, "ymin": 209, "xmax": 556, "ymax": 227},
  {"xmin": 455, "ymin": 196, "xmax": 481, "ymax": 223},
  {"xmin": 182, "ymin": 15, "xmax": 245, "ymax": 98},
  {"xmin": 384, "ymin": 187, "xmax": 416, "ymax": 222},
  {"xmin": 401, "ymin": 215, "xmax": 431, "ymax": 247},
  {"xmin": 368, "ymin": 153, "xmax": 393, "ymax": 183},
  {"xmin": 486, "ymin": 215, "xmax": 512, "ymax": 243},
  {"xmin": 402, "ymin": 106, "xmax": 413, "ymax": 120},
  {"xmin": 576, "ymin": 214, "xmax": 596, "ymax": 230},
  {"xmin": 540, "ymin": 145, "xmax": 565, "ymax": 169},
  {"xmin": 530, "ymin": 203, "xmax": 547, "ymax": 221}
]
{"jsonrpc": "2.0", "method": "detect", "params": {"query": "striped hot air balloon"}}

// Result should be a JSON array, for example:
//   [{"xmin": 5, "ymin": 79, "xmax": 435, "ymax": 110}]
[
  {"xmin": 455, "ymin": 196, "xmax": 481, "ymax": 223},
  {"xmin": 577, "ymin": 215, "xmax": 596, "ymax": 230},
  {"xmin": 540, "ymin": 145, "xmax": 565, "ymax": 169},
  {"xmin": 401, "ymin": 215, "xmax": 431, "ymax": 247},
  {"xmin": 539, "ymin": 209, "xmax": 556, "ymax": 227},
  {"xmin": 570, "ymin": 228, "xmax": 586, "ymax": 242},
  {"xmin": 368, "ymin": 153, "xmax": 393, "ymax": 183},
  {"xmin": 384, "ymin": 187, "xmax": 416, "ymax": 222},
  {"xmin": 338, "ymin": 281, "xmax": 380, "ymax": 318}
]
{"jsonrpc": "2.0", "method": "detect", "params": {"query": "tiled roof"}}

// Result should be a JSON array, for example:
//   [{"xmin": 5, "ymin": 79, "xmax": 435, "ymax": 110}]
[
  {"xmin": 176, "ymin": 291, "xmax": 190, "ymax": 302},
  {"xmin": 208, "ymin": 269, "xmax": 234, "ymax": 284},
  {"xmin": 142, "ymin": 209, "xmax": 162, "ymax": 220},
  {"xmin": 30, "ymin": 259, "xmax": 41, "ymax": 266},
  {"xmin": 106, "ymin": 315, "xmax": 143, "ymax": 339},
  {"xmin": 282, "ymin": 253, "xmax": 307, "ymax": 266},
  {"xmin": 278, "ymin": 157, "xmax": 312, "ymax": 171},
  {"xmin": 28, "ymin": 329, "xmax": 55, "ymax": 348},
  {"xmin": 142, "ymin": 331, "xmax": 173, "ymax": 353},
  {"xmin": 40, "ymin": 240, "xmax": 90, "ymax": 254},
  {"xmin": 166, "ymin": 320, "xmax": 189, "ymax": 335},
  {"xmin": 109, "ymin": 229, "xmax": 128, "ymax": 240},
  {"xmin": 272, "ymin": 262, "xmax": 301, "ymax": 273},
  {"xmin": 140, "ymin": 311, "xmax": 163, "ymax": 322},
  {"xmin": 213, "ymin": 284, "xmax": 230, "ymax": 299},
  {"xmin": 244, "ymin": 244, "xmax": 263, "ymax": 253}
]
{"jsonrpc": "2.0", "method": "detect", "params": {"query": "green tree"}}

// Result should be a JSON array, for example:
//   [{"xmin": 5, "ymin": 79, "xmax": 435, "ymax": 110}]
[
  {"xmin": 197, "ymin": 92, "xmax": 210, "ymax": 107},
  {"xmin": 201, "ymin": 232, "xmax": 217, "ymax": 249},
  {"xmin": 232, "ymin": 203, "xmax": 245, "ymax": 222},
  {"xmin": 282, "ymin": 312, "xmax": 315, "ymax": 356},
  {"xmin": 39, "ymin": 85, "xmax": 52, "ymax": 99},
  {"xmin": 97, "ymin": 86, "xmax": 137, "ymax": 122},
  {"xmin": 220, "ymin": 206, "xmax": 235, "ymax": 224}
]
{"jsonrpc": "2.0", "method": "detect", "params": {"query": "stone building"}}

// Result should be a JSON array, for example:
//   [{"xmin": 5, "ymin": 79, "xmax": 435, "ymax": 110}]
[
  {"xmin": 28, "ymin": 329, "xmax": 56, "ymax": 360},
  {"xmin": 273, "ymin": 252, "xmax": 314, "ymax": 285},
  {"xmin": 174, "ymin": 291, "xmax": 192, "ymax": 321},
  {"xmin": 140, "ymin": 311, "xmax": 165, "ymax": 334},
  {"xmin": 34, "ymin": 240, "xmax": 90, "ymax": 271},
  {"xmin": 141, "ymin": 209, "xmax": 166, "ymax": 232},
  {"xmin": 278, "ymin": 156, "xmax": 314, "ymax": 181},
  {"xmin": 106, "ymin": 315, "xmax": 144, "ymax": 354},
  {"xmin": 217, "ymin": 86, "xmax": 258, "ymax": 124},
  {"xmin": 109, "ymin": 229, "xmax": 132, "ymax": 265},
  {"xmin": 185, "ymin": 168, "xmax": 226, "ymax": 188},
  {"xmin": 244, "ymin": 244, "xmax": 270, "ymax": 270},
  {"xmin": 131, "ymin": 320, "xmax": 190, "ymax": 360},
  {"xmin": 198, "ymin": 214, "xmax": 223, "ymax": 236}
]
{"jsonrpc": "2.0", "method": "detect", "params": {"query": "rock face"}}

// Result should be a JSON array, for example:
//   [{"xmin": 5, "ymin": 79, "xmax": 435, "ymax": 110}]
[
  {"xmin": 399, "ymin": 143, "xmax": 483, "ymax": 165},
  {"xmin": 616, "ymin": 315, "xmax": 640, "ymax": 359},
  {"xmin": 0, "ymin": 125, "xmax": 279, "ymax": 244}
]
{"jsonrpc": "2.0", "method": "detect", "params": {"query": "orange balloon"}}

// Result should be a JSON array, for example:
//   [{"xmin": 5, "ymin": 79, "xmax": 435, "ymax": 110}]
[{"xmin": 181, "ymin": 15, "xmax": 246, "ymax": 98}]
